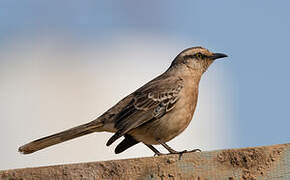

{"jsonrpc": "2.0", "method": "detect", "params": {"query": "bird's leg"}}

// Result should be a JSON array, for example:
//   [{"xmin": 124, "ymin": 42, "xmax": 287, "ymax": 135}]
[
  {"xmin": 160, "ymin": 142, "xmax": 201, "ymax": 154},
  {"xmin": 145, "ymin": 144, "xmax": 163, "ymax": 156},
  {"xmin": 159, "ymin": 142, "xmax": 179, "ymax": 154},
  {"xmin": 160, "ymin": 142, "xmax": 197, "ymax": 160}
]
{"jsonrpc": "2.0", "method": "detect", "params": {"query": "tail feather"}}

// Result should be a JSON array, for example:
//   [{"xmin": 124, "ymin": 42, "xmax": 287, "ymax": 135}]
[{"xmin": 18, "ymin": 121, "xmax": 103, "ymax": 154}]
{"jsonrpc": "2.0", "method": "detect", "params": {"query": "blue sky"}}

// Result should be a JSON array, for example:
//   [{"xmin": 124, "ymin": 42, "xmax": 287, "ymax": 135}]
[{"xmin": 0, "ymin": 0, "xmax": 289, "ymax": 169}]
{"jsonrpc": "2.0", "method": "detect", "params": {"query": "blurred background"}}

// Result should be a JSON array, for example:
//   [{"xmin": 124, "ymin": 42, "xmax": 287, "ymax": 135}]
[{"xmin": 0, "ymin": 1, "xmax": 289, "ymax": 170}]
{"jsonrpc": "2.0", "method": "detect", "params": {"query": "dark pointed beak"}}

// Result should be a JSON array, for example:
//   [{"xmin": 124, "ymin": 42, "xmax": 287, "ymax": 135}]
[{"xmin": 211, "ymin": 53, "xmax": 228, "ymax": 60}]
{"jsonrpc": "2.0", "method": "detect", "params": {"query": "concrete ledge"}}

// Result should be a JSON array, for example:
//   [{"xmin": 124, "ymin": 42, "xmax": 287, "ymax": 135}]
[{"xmin": 1, "ymin": 143, "xmax": 290, "ymax": 179}]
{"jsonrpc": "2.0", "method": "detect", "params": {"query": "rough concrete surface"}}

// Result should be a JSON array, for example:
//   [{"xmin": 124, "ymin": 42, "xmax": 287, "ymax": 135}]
[{"xmin": 1, "ymin": 143, "xmax": 289, "ymax": 180}]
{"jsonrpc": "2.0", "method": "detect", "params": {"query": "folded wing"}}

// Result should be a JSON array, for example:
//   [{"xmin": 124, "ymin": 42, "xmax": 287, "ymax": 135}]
[{"xmin": 106, "ymin": 76, "xmax": 184, "ymax": 146}]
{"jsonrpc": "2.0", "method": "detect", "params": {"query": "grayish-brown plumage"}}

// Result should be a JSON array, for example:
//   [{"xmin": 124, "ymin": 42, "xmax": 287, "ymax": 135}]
[{"xmin": 18, "ymin": 46, "xmax": 228, "ymax": 155}]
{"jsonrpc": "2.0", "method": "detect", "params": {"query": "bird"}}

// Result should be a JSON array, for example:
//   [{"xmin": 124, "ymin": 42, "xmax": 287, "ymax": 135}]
[{"xmin": 18, "ymin": 46, "xmax": 228, "ymax": 156}]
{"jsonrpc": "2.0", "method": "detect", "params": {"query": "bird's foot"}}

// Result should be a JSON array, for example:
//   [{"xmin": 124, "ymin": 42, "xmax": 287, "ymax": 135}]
[
  {"xmin": 168, "ymin": 150, "xmax": 186, "ymax": 155},
  {"xmin": 186, "ymin": 148, "xmax": 202, "ymax": 153},
  {"xmin": 168, "ymin": 149, "xmax": 201, "ymax": 159},
  {"xmin": 166, "ymin": 150, "xmax": 187, "ymax": 160},
  {"xmin": 176, "ymin": 148, "xmax": 201, "ymax": 154},
  {"xmin": 159, "ymin": 142, "xmax": 201, "ymax": 159}
]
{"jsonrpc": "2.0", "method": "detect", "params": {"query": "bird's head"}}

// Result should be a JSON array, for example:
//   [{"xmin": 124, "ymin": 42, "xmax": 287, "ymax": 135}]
[{"xmin": 170, "ymin": 46, "xmax": 228, "ymax": 73}]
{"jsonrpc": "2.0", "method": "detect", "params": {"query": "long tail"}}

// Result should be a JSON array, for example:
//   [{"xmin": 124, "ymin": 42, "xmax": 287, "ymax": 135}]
[{"xmin": 18, "ymin": 121, "xmax": 103, "ymax": 154}]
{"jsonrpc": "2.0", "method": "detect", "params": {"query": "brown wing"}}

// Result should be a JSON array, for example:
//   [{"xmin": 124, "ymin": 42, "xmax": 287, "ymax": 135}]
[{"xmin": 106, "ymin": 76, "xmax": 183, "ymax": 146}]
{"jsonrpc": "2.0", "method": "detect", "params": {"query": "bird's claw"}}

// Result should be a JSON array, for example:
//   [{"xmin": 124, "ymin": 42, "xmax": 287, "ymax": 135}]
[
  {"xmin": 167, "ymin": 149, "xmax": 201, "ymax": 159},
  {"xmin": 188, "ymin": 148, "xmax": 202, "ymax": 152},
  {"xmin": 169, "ymin": 148, "xmax": 201, "ymax": 155}
]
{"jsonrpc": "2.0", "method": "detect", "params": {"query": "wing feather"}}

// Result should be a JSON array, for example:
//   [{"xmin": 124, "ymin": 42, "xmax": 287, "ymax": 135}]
[{"xmin": 106, "ymin": 76, "xmax": 184, "ymax": 146}]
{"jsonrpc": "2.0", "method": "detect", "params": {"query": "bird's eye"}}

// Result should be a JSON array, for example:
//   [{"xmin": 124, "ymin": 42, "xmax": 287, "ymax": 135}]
[{"xmin": 195, "ymin": 53, "xmax": 204, "ymax": 59}]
